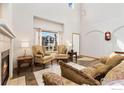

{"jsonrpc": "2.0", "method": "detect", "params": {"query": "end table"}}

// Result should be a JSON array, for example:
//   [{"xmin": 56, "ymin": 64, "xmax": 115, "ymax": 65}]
[
  {"xmin": 68, "ymin": 51, "xmax": 77, "ymax": 62},
  {"xmin": 17, "ymin": 55, "xmax": 33, "ymax": 74}
]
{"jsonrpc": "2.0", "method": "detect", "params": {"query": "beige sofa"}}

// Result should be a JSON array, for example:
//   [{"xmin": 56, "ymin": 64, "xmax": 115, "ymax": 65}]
[
  {"xmin": 43, "ymin": 60, "xmax": 124, "ymax": 85},
  {"xmin": 32, "ymin": 45, "xmax": 53, "ymax": 68},
  {"xmin": 42, "ymin": 53, "xmax": 124, "ymax": 85},
  {"xmin": 59, "ymin": 52, "xmax": 124, "ymax": 85}
]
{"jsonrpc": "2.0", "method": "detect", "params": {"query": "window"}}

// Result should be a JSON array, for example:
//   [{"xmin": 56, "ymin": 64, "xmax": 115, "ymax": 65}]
[
  {"xmin": 68, "ymin": 3, "xmax": 74, "ymax": 9},
  {"xmin": 41, "ymin": 31, "xmax": 57, "ymax": 51}
]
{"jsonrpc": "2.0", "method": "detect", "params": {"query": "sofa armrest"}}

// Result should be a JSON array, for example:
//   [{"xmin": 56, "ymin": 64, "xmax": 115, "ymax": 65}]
[{"xmin": 59, "ymin": 62, "xmax": 101, "ymax": 85}]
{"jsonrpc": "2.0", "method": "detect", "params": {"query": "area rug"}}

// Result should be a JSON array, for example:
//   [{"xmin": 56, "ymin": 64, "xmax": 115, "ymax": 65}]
[
  {"xmin": 33, "ymin": 64, "xmax": 61, "ymax": 85},
  {"xmin": 25, "ymin": 72, "xmax": 38, "ymax": 85}
]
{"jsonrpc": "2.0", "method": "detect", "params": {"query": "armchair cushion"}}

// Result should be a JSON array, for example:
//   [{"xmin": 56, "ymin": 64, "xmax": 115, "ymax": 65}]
[
  {"xmin": 57, "ymin": 54, "xmax": 68, "ymax": 57},
  {"xmin": 43, "ymin": 56, "xmax": 52, "ymax": 61},
  {"xmin": 34, "ymin": 46, "xmax": 44, "ymax": 56},
  {"xmin": 35, "ymin": 54, "xmax": 43, "ymax": 58},
  {"xmin": 58, "ymin": 45, "xmax": 67, "ymax": 54},
  {"xmin": 37, "ymin": 50, "xmax": 43, "ymax": 54}
]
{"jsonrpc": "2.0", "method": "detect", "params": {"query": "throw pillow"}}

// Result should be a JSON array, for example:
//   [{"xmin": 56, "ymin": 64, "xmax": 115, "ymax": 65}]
[{"xmin": 43, "ymin": 72, "xmax": 63, "ymax": 85}]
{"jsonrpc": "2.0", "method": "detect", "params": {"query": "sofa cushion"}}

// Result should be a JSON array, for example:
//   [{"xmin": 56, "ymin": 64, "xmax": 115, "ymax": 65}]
[
  {"xmin": 102, "ymin": 60, "xmax": 124, "ymax": 85},
  {"xmin": 105, "ymin": 52, "xmax": 123, "ymax": 69},
  {"xmin": 81, "ymin": 67, "xmax": 97, "ymax": 78},
  {"xmin": 99, "ymin": 56, "xmax": 108, "ymax": 64},
  {"xmin": 93, "ymin": 63, "xmax": 109, "ymax": 74},
  {"xmin": 81, "ymin": 63, "xmax": 109, "ymax": 78}
]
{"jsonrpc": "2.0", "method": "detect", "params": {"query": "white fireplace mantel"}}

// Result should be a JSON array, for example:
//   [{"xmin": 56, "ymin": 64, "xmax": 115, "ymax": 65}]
[
  {"xmin": 0, "ymin": 19, "xmax": 15, "ymax": 85},
  {"xmin": 0, "ymin": 19, "xmax": 15, "ymax": 39}
]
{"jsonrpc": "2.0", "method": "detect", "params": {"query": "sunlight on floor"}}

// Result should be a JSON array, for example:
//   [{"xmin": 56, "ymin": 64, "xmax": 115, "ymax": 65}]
[{"xmin": 7, "ymin": 76, "xmax": 26, "ymax": 85}]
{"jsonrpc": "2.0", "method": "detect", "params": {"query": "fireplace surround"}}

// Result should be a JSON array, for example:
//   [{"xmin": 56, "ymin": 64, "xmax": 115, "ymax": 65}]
[{"xmin": 0, "ymin": 19, "xmax": 15, "ymax": 85}]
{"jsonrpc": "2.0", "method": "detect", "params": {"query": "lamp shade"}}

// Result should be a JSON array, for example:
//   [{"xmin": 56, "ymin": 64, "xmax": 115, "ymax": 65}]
[{"xmin": 21, "ymin": 41, "xmax": 29, "ymax": 48}]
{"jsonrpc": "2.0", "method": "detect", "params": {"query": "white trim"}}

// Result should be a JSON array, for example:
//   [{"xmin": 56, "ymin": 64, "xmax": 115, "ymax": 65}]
[
  {"xmin": 0, "ymin": 54, "xmax": 1, "ymax": 85},
  {"xmin": 0, "ymin": 19, "xmax": 15, "ymax": 38},
  {"xmin": 0, "ymin": 19, "xmax": 15, "ymax": 85}
]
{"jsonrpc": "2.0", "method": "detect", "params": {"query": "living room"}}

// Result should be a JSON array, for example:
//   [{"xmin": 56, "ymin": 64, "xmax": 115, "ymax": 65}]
[{"xmin": 1, "ymin": 1, "xmax": 124, "ymax": 92}]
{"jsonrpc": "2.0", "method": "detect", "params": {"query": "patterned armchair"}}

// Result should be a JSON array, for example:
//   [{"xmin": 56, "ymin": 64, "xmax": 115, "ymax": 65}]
[
  {"xmin": 56, "ymin": 44, "xmax": 69, "ymax": 62},
  {"xmin": 32, "ymin": 45, "xmax": 53, "ymax": 68}
]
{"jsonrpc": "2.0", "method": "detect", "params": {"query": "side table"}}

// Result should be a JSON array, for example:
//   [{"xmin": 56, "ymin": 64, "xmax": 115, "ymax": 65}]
[
  {"xmin": 68, "ymin": 51, "xmax": 77, "ymax": 62},
  {"xmin": 17, "ymin": 55, "xmax": 33, "ymax": 75}
]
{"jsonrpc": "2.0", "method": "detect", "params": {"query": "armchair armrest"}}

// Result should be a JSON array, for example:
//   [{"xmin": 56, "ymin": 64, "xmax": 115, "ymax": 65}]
[
  {"xmin": 45, "ymin": 53, "xmax": 51, "ymax": 56},
  {"xmin": 35, "ymin": 54, "xmax": 43, "ymax": 58}
]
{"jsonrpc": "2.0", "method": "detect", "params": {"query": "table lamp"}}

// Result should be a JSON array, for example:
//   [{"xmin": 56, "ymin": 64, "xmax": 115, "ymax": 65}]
[{"xmin": 21, "ymin": 41, "xmax": 29, "ymax": 56}]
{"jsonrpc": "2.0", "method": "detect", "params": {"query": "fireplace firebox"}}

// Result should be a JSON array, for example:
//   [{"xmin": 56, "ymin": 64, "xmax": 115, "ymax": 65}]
[{"xmin": 1, "ymin": 50, "xmax": 9, "ymax": 85}]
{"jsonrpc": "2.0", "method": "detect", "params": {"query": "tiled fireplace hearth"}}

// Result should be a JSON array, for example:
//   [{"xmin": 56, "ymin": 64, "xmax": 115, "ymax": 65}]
[{"xmin": 0, "ymin": 20, "xmax": 15, "ymax": 85}]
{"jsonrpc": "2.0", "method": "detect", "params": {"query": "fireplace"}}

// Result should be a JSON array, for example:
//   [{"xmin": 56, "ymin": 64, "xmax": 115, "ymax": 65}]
[{"xmin": 1, "ymin": 50, "xmax": 9, "ymax": 85}]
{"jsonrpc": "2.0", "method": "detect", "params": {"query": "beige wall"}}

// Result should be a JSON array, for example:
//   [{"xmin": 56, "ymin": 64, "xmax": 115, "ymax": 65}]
[
  {"xmin": 80, "ymin": 3, "xmax": 124, "ymax": 57},
  {"xmin": 12, "ymin": 3, "xmax": 81, "ymax": 67},
  {"xmin": 0, "ymin": 4, "xmax": 13, "ymax": 29}
]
